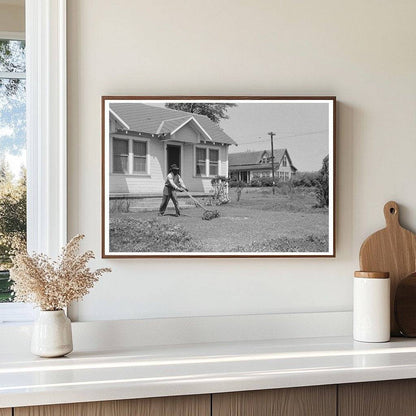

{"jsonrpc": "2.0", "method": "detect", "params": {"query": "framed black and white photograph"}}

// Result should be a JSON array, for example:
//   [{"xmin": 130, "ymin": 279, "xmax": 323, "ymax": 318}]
[{"xmin": 102, "ymin": 96, "xmax": 336, "ymax": 258}]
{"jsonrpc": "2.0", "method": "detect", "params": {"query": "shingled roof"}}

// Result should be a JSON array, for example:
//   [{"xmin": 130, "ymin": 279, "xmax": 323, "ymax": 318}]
[
  {"xmin": 229, "ymin": 149, "xmax": 288, "ymax": 167},
  {"xmin": 110, "ymin": 102, "xmax": 236, "ymax": 145}
]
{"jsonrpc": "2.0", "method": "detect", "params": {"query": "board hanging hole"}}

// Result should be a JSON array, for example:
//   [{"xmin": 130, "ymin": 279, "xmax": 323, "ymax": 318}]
[{"xmin": 390, "ymin": 207, "xmax": 396, "ymax": 214}]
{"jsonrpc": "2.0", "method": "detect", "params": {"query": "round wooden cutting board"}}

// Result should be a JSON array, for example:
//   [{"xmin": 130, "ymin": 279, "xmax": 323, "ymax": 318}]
[{"xmin": 359, "ymin": 201, "xmax": 416, "ymax": 336}]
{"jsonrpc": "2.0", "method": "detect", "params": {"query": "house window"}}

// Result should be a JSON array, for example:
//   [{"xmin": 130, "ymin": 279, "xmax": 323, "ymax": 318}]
[
  {"xmin": 196, "ymin": 147, "xmax": 207, "ymax": 176},
  {"xmin": 196, "ymin": 147, "xmax": 220, "ymax": 177},
  {"xmin": 133, "ymin": 140, "xmax": 147, "ymax": 173},
  {"xmin": 209, "ymin": 149, "xmax": 219, "ymax": 176},
  {"xmin": 113, "ymin": 138, "xmax": 129, "ymax": 173},
  {"xmin": 282, "ymin": 155, "xmax": 287, "ymax": 167},
  {"xmin": 112, "ymin": 137, "xmax": 148, "ymax": 175}
]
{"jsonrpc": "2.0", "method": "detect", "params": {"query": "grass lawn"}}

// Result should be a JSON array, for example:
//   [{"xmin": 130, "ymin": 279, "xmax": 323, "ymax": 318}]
[{"xmin": 110, "ymin": 187, "xmax": 329, "ymax": 253}]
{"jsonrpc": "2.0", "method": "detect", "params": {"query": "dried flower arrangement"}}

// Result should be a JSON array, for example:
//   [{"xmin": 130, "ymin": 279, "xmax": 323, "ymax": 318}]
[{"xmin": 10, "ymin": 234, "xmax": 111, "ymax": 311}]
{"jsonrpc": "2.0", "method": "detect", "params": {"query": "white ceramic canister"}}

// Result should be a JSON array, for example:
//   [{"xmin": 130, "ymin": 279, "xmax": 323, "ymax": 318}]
[{"xmin": 353, "ymin": 271, "xmax": 390, "ymax": 343}]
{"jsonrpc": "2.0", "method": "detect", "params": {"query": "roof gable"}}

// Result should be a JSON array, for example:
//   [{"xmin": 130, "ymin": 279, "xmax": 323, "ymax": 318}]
[
  {"xmin": 278, "ymin": 149, "xmax": 297, "ymax": 171},
  {"xmin": 157, "ymin": 116, "xmax": 190, "ymax": 134},
  {"xmin": 109, "ymin": 102, "xmax": 236, "ymax": 145},
  {"xmin": 272, "ymin": 149, "xmax": 287, "ymax": 165},
  {"xmin": 170, "ymin": 116, "xmax": 214, "ymax": 142}
]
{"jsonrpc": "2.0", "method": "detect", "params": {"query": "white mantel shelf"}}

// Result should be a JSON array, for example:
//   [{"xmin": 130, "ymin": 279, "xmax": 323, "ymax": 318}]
[{"xmin": 3, "ymin": 336, "xmax": 416, "ymax": 408}]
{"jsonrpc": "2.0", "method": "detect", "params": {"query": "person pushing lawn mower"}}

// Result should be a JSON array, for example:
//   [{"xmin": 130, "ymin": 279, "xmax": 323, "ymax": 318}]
[{"xmin": 159, "ymin": 164, "xmax": 188, "ymax": 217}]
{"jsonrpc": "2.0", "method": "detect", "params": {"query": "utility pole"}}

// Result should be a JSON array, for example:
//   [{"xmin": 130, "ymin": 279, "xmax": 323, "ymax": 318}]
[{"xmin": 268, "ymin": 131, "xmax": 276, "ymax": 195}]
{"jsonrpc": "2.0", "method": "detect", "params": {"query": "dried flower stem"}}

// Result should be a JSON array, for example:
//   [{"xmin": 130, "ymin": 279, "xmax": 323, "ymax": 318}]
[{"xmin": 10, "ymin": 235, "xmax": 111, "ymax": 310}]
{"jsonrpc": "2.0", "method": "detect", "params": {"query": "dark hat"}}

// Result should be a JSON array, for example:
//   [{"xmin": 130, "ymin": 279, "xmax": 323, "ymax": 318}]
[{"xmin": 170, "ymin": 164, "xmax": 180, "ymax": 171}]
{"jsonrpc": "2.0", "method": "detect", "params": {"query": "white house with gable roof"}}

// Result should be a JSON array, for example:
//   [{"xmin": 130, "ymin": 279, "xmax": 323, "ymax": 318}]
[{"xmin": 108, "ymin": 103, "xmax": 237, "ymax": 197}]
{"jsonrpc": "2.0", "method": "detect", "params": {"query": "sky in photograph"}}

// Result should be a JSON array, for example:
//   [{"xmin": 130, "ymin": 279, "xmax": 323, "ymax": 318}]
[
  {"xmin": 220, "ymin": 102, "xmax": 329, "ymax": 172},
  {"xmin": 150, "ymin": 101, "xmax": 330, "ymax": 172}
]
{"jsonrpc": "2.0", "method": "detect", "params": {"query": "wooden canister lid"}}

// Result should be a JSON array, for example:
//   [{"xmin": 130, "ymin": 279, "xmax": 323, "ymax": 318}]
[{"xmin": 354, "ymin": 271, "xmax": 390, "ymax": 279}]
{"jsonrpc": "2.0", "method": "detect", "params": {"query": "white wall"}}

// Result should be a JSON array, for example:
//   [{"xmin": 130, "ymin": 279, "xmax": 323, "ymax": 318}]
[
  {"xmin": 67, "ymin": 0, "xmax": 416, "ymax": 322},
  {"xmin": 0, "ymin": 3, "xmax": 24, "ymax": 33}
]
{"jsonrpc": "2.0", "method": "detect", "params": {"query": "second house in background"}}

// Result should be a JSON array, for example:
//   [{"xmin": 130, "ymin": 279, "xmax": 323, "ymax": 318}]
[{"xmin": 229, "ymin": 149, "xmax": 297, "ymax": 184}]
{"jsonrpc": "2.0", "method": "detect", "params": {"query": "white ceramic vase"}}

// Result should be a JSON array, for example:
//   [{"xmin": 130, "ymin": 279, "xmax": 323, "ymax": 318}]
[{"xmin": 31, "ymin": 310, "xmax": 73, "ymax": 358}]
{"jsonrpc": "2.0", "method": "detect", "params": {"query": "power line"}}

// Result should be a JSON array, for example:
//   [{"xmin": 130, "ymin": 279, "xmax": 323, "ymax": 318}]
[{"xmin": 237, "ymin": 129, "xmax": 329, "ymax": 146}]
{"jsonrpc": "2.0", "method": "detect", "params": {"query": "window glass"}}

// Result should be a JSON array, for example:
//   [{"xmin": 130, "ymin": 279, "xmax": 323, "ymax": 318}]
[
  {"xmin": 0, "ymin": 38, "xmax": 26, "ymax": 304},
  {"xmin": 133, "ymin": 158, "xmax": 146, "ymax": 173},
  {"xmin": 113, "ymin": 138, "xmax": 129, "ymax": 173},
  {"xmin": 209, "ymin": 148, "xmax": 219, "ymax": 176},
  {"xmin": 133, "ymin": 141, "xmax": 146, "ymax": 157},
  {"xmin": 0, "ymin": 40, "xmax": 25, "ymax": 73},
  {"xmin": 133, "ymin": 141, "xmax": 147, "ymax": 173},
  {"xmin": 196, "ymin": 147, "xmax": 206, "ymax": 176}
]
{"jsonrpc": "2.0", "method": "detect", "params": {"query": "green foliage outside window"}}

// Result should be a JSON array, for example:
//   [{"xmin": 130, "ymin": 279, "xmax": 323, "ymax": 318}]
[
  {"xmin": 0, "ymin": 162, "xmax": 26, "ymax": 302},
  {"xmin": 0, "ymin": 161, "xmax": 26, "ymax": 302},
  {"xmin": 0, "ymin": 39, "xmax": 27, "ymax": 302}
]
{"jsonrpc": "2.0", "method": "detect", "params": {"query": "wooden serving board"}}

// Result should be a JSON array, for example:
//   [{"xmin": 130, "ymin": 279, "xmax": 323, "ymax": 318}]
[{"xmin": 359, "ymin": 201, "xmax": 416, "ymax": 336}]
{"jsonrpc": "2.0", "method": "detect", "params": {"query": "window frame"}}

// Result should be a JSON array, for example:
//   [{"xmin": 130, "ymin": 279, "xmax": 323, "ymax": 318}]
[
  {"xmin": 194, "ymin": 144, "xmax": 221, "ymax": 178},
  {"xmin": 110, "ymin": 135, "xmax": 149, "ymax": 176},
  {"xmin": 26, "ymin": 0, "xmax": 67, "ymax": 256},
  {"xmin": 0, "ymin": 0, "xmax": 67, "ymax": 324}
]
